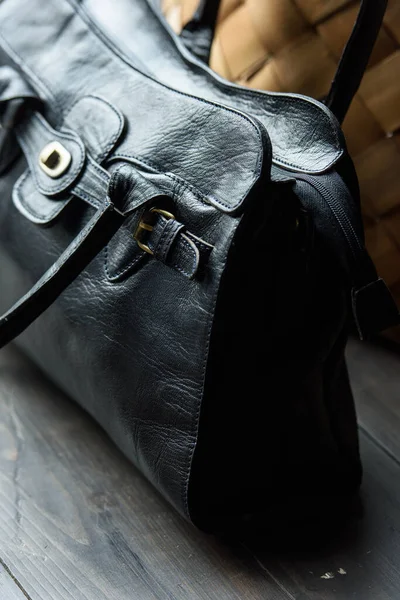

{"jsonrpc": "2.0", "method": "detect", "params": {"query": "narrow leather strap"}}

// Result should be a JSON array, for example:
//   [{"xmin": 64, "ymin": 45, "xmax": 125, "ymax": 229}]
[
  {"xmin": 325, "ymin": 0, "xmax": 388, "ymax": 123},
  {"xmin": 0, "ymin": 201, "xmax": 124, "ymax": 349},
  {"xmin": 147, "ymin": 212, "xmax": 213, "ymax": 278},
  {"xmin": 179, "ymin": 0, "xmax": 388, "ymax": 123}
]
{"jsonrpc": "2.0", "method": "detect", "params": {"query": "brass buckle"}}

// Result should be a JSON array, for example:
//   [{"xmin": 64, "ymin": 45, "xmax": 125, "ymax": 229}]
[{"xmin": 134, "ymin": 207, "xmax": 175, "ymax": 255}]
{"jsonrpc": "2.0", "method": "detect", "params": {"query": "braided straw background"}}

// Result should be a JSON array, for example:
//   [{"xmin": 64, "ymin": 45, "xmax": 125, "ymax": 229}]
[{"xmin": 163, "ymin": 0, "xmax": 400, "ymax": 340}]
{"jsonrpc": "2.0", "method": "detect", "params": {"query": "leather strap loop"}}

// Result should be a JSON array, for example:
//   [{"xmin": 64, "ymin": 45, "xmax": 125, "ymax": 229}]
[{"xmin": 179, "ymin": 0, "xmax": 388, "ymax": 123}]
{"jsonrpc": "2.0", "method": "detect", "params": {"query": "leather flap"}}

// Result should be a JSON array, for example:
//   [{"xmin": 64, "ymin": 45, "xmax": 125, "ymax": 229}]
[
  {"xmin": 0, "ymin": 0, "xmax": 270, "ymax": 215},
  {"xmin": 83, "ymin": 0, "xmax": 346, "ymax": 175},
  {"xmin": 0, "ymin": 65, "xmax": 38, "ymax": 110},
  {"xmin": 13, "ymin": 95, "xmax": 125, "ymax": 224}
]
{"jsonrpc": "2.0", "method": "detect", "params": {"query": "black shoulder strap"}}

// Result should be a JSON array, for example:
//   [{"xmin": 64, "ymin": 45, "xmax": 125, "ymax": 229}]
[
  {"xmin": 325, "ymin": 0, "xmax": 388, "ymax": 123},
  {"xmin": 179, "ymin": 0, "xmax": 388, "ymax": 123},
  {"xmin": 0, "ymin": 202, "xmax": 123, "ymax": 348},
  {"xmin": 0, "ymin": 68, "xmax": 126, "ymax": 348}
]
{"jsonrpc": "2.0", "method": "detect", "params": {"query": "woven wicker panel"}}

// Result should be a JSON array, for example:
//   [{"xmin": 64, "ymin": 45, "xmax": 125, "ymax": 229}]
[{"xmin": 163, "ymin": 0, "xmax": 400, "ymax": 340}]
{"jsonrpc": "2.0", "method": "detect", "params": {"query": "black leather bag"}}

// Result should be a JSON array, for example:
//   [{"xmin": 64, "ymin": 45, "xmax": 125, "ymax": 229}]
[{"xmin": 0, "ymin": 0, "xmax": 398, "ymax": 531}]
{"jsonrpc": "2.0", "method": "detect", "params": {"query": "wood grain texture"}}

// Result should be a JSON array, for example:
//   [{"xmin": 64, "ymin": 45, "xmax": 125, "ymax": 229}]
[
  {"xmin": 0, "ymin": 562, "xmax": 31, "ymax": 600},
  {"xmin": 347, "ymin": 338, "xmax": 400, "ymax": 461},
  {"xmin": 0, "ymin": 347, "xmax": 289, "ymax": 600},
  {"xmin": 0, "ymin": 340, "xmax": 399, "ymax": 600}
]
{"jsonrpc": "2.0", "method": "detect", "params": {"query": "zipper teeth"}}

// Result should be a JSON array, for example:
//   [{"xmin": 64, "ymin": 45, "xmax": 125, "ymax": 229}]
[{"xmin": 296, "ymin": 174, "xmax": 363, "ymax": 262}]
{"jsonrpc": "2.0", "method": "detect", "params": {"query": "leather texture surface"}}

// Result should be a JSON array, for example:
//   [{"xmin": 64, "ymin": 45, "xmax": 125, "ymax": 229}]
[{"xmin": 81, "ymin": 0, "xmax": 346, "ymax": 175}]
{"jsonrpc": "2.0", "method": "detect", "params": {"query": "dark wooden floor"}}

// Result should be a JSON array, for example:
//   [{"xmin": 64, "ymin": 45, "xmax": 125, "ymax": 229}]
[{"xmin": 0, "ymin": 338, "xmax": 400, "ymax": 600}]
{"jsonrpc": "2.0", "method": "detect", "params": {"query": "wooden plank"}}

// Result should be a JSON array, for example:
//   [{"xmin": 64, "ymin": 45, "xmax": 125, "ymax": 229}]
[
  {"xmin": 244, "ymin": 338, "xmax": 400, "ymax": 600},
  {"xmin": 0, "ymin": 561, "xmax": 31, "ymax": 600},
  {"xmin": 245, "ymin": 433, "xmax": 400, "ymax": 600},
  {"xmin": 1, "ymin": 340, "xmax": 400, "ymax": 600},
  {"xmin": 0, "ymin": 346, "xmax": 290, "ymax": 600},
  {"xmin": 346, "ymin": 337, "xmax": 400, "ymax": 460}
]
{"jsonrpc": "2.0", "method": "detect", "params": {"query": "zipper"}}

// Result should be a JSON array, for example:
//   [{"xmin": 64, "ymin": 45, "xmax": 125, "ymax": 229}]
[
  {"xmin": 287, "ymin": 170, "xmax": 399, "ymax": 339},
  {"xmin": 295, "ymin": 172, "xmax": 363, "ymax": 270}
]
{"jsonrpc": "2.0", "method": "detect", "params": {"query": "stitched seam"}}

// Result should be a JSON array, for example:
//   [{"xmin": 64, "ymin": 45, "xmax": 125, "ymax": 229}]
[
  {"xmin": 156, "ymin": 219, "xmax": 178, "ymax": 260},
  {"xmin": 73, "ymin": 155, "xmax": 109, "ymax": 209},
  {"xmin": 14, "ymin": 170, "xmax": 71, "ymax": 221},
  {"xmin": 185, "ymin": 231, "xmax": 213, "ymax": 253},
  {"xmin": 16, "ymin": 114, "xmax": 85, "ymax": 195},
  {"xmin": 86, "ymin": 154, "xmax": 110, "ymax": 183},
  {"xmin": 175, "ymin": 237, "xmax": 197, "ymax": 277},
  {"xmin": 155, "ymin": 222, "xmax": 170, "ymax": 259},
  {"xmin": 108, "ymin": 162, "xmax": 127, "ymax": 200},
  {"xmin": 87, "ymin": 95, "xmax": 124, "ymax": 161},
  {"xmin": 104, "ymin": 243, "xmax": 145, "ymax": 281},
  {"xmin": 62, "ymin": 94, "xmax": 124, "ymax": 163},
  {"xmin": 112, "ymin": 153, "xmax": 213, "ymax": 209},
  {"xmin": 273, "ymin": 151, "xmax": 342, "ymax": 173},
  {"xmin": 173, "ymin": 263, "xmax": 191, "ymax": 278},
  {"xmin": 75, "ymin": 188, "xmax": 101, "ymax": 209}
]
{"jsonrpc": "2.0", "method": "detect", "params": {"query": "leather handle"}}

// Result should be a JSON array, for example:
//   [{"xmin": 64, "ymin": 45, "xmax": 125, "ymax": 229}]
[
  {"xmin": 179, "ymin": 0, "xmax": 220, "ymax": 64},
  {"xmin": 179, "ymin": 0, "xmax": 388, "ymax": 123},
  {"xmin": 0, "ymin": 202, "xmax": 124, "ymax": 348}
]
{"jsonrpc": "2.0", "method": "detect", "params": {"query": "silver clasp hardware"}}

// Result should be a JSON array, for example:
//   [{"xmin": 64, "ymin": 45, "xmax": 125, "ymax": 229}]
[{"xmin": 39, "ymin": 141, "xmax": 72, "ymax": 178}]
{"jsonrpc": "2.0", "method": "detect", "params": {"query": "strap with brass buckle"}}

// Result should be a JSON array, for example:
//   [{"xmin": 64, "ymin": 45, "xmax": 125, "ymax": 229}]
[{"xmin": 134, "ymin": 207, "xmax": 175, "ymax": 255}]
